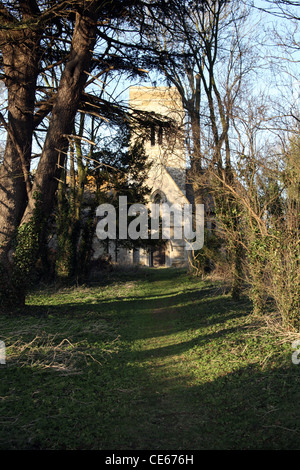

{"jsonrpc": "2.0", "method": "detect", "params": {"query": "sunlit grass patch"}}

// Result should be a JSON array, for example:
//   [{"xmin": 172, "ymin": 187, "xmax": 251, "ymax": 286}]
[{"xmin": 1, "ymin": 315, "xmax": 120, "ymax": 375}]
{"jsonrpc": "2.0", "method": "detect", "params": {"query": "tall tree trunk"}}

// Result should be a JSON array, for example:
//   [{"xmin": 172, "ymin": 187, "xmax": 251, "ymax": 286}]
[
  {"xmin": 21, "ymin": 6, "xmax": 98, "ymax": 227},
  {"xmin": 186, "ymin": 74, "xmax": 204, "ymax": 206},
  {"xmin": 0, "ymin": 31, "xmax": 40, "ymax": 268}
]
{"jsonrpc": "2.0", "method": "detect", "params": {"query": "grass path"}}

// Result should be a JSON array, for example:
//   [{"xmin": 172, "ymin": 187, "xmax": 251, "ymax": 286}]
[
  {"xmin": 89, "ymin": 269, "xmax": 298, "ymax": 450},
  {"xmin": 0, "ymin": 268, "xmax": 299, "ymax": 449}
]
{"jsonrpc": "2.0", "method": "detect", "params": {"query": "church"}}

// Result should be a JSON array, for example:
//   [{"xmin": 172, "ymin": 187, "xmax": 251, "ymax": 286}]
[{"xmin": 92, "ymin": 86, "xmax": 197, "ymax": 268}]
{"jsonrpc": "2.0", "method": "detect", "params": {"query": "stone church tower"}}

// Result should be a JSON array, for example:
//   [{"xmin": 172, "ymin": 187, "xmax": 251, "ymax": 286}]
[
  {"xmin": 92, "ymin": 86, "xmax": 192, "ymax": 267},
  {"xmin": 128, "ymin": 86, "xmax": 190, "ymax": 267}
]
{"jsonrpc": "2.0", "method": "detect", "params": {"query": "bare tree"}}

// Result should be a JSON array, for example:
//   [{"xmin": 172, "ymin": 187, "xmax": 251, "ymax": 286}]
[{"xmin": 134, "ymin": 0, "xmax": 256, "ymax": 297}]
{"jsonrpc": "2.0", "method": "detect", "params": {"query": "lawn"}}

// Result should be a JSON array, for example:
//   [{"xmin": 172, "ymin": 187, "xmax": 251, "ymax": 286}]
[{"xmin": 0, "ymin": 268, "xmax": 299, "ymax": 450}]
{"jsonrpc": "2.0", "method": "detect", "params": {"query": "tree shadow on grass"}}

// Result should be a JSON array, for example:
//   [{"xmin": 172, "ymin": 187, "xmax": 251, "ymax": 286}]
[
  {"xmin": 22, "ymin": 285, "xmax": 252, "ymax": 344},
  {"xmin": 119, "ymin": 362, "xmax": 300, "ymax": 450},
  {"xmin": 2, "ymin": 350, "xmax": 297, "ymax": 450},
  {"xmin": 0, "ymin": 298, "xmax": 295, "ymax": 451},
  {"xmin": 1, "ymin": 288, "xmax": 298, "ymax": 451},
  {"xmin": 4, "ymin": 268, "xmax": 297, "ymax": 450}
]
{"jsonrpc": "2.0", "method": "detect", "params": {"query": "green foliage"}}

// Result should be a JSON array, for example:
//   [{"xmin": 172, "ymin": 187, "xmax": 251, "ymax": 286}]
[
  {"xmin": 246, "ymin": 227, "xmax": 299, "ymax": 330},
  {"xmin": 198, "ymin": 133, "xmax": 300, "ymax": 332},
  {"xmin": 92, "ymin": 129, "xmax": 151, "ymax": 207},
  {"xmin": 13, "ymin": 196, "xmax": 45, "ymax": 302},
  {"xmin": 247, "ymin": 233, "xmax": 269, "ymax": 316},
  {"xmin": 0, "ymin": 192, "xmax": 46, "ymax": 308},
  {"xmin": 241, "ymin": 138, "xmax": 300, "ymax": 330},
  {"xmin": 267, "ymin": 232, "xmax": 300, "ymax": 330},
  {"xmin": 14, "ymin": 223, "xmax": 39, "ymax": 275},
  {"xmin": 208, "ymin": 177, "xmax": 245, "ymax": 300},
  {"xmin": 92, "ymin": 130, "xmax": 153, "ymax": 251},
  {"xmin": 190, "ymin": 229, "xmax": 224, "ymax": 276},
  {"xmin": 55, "ymin": 183, "xmax": 79, "ymax": 282},
  {"xmin": 0, "ymin": 263, "xmax": 16, "ymax": 309},
  {"xmin": 76, "ymin": 204, "xmax": 97, "ymax": 282}
]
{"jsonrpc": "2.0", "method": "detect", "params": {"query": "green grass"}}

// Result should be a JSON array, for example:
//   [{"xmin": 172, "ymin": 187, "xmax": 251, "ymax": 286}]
[{"xmin": 0, "ymin": 268, "xmax": 299, "ymax": 450}]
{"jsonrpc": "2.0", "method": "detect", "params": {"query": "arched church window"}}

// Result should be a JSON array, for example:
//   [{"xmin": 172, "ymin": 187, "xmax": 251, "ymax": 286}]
[{"xmin": 151, "ymin": 190, "xmax": 166, "ymax": 204}]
